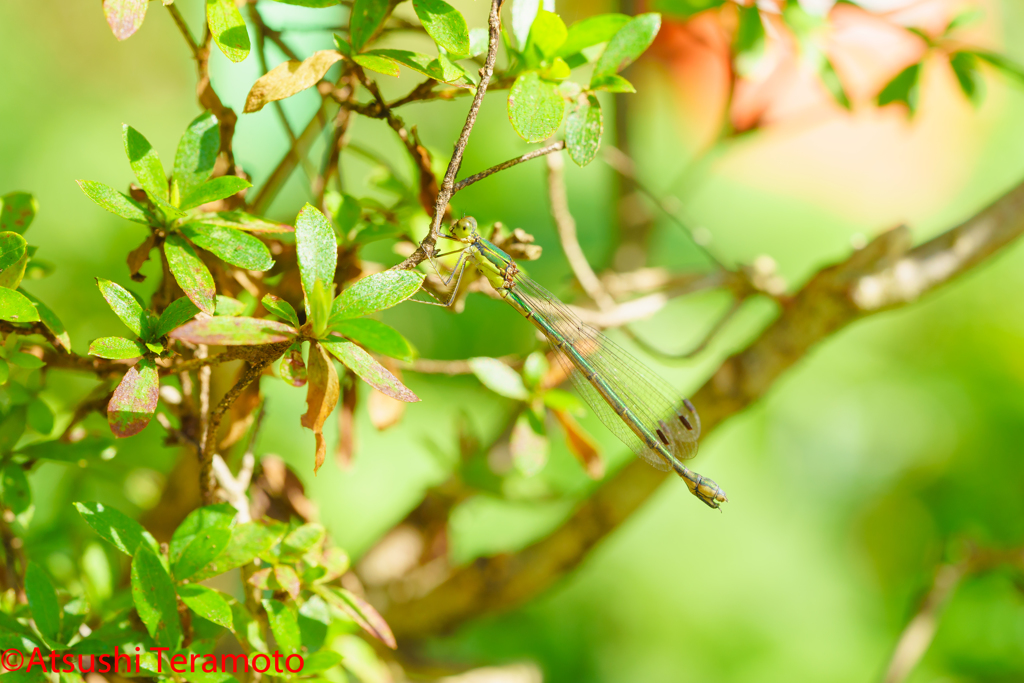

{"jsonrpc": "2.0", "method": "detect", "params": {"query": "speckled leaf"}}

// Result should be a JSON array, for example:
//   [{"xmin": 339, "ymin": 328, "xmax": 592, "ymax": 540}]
[
  {"xmin": 177, "ymin": 584, "xmax": 233, "ymax": 629},
  {"xmin": 74, "ymin": 501, "xmax": 156, "ymax": 556},
  {"xmin": 181, "ymin": 224, "xmax": 273, "ymax": 271},
  {"xmin": 508, "ymin": 72, "xmax": 565, "ymax": 143},
  {"xmin": 0, "ymin": 288, "xmax": 40, "ymax": 323},
  {"xmin": 329, "ymin": 270, "xmax": 423, "ymax": 321},
  {"xmin": 273, "ymin": 564, "xmax": 301, "ymax": 599},
  {"xmin": 244, "ymin": 50, "xmax": 344, "ymax": 113},
  {"xmin": 0, "ymin": 248, "xmax": 27, "ymax": 289},
  {"xmin": 189, "ymin": 520, "xmax": 286, "ymax": 582},
  {"xmin": 170, "ymin": 504, "xmax": 236, "ymax": 566},
  {"xmin": 263, "ymin": 599, "xmax": 301, "ymax": 654},
  {"xmin": 350, "ymin": 0, "xmax": 395, "ymax": 51},
  {"xmin": 96, "ymin": 278, "xmax": 150, "ymax": 337},
  {"xmin": 301, "ymin": 342, "xmax": 339, "ymax": 474},
  {"xmin": 413, "ymin": 0, "xmax": 470, "ymax": 56},
  {"xmin": 131, "ymin": 544, "xmax": 182, "ymax": 649},
  {"xmin": 591, "ymin": 13, "xmax": 661, "ymax": 81},
  {"xmin": 173, "ymin": 526, "xmax": 231, "ymax": 581},
  {"xmin": 207, "ymin": 0, "xmax": 250, "ymax": 63},
  {"xmin": 280, "ymin": 347, "xmax": 307, "ymax": 387},
  {"xmin": 77, "ymin": 180, "xmax": 152, "ymax": 224},
  {"xmin": 89, "ymin": 336, "xmax": 147, "ymax": 360},
  {"xmin": 196, "ymin": 211, "xmax": 293, "ymax": 234},
  {"xmin": 320, "ymin": 586, "xmax": 396, "ymax": 649},
  {"xmin": 169, "ymin": 316, "xmax": 296, "ymax": 345},
  {"xmin": 469, "ymin": 357, "xmax": 529, "ymax": 400},
  {"xmin": 0, "ymin": 192, "xmax": 38, "ymax": 234},
  {"xmin": 321, "ymin": 339, "xmax": 418, "ymax": 402},
  {"xmin": 0, "ymin": 232, "xmax": 26, "ymax": 272},
  {"xmin": 295, "ymin": 204, "xmax": 337, "ymax": 306},
  {"xmin": 173, "ymin": 112, "xmax": 220, "ymax": 201},
  {"xmin": 107, "ymin": 358, "xmax": 159, "ymax": 437},
  {"xmin": 103, "ymin": 0, "xmax": 148, "ymax": 40},
  {"xmin": 179, "ymin": 176, "xmax": 251, "ymax": 211},
  {"xmin": 565, "ymin": 94, "xmax": 603, "ymax": 167},
  {"xmin": 334, "ymin": 318, "xmax": 416, "ymax": 361},
  {"xmin": 123, "ymin": 124, "xmax": 168, "ymax": 204},
  {"xmin": 261, "ymin": 294, "xmax": 300, "ymax": 327},
  {"xmin": 164, "ymin": 233, "xmax": 216, "ymax": 315},
  {"xmin": 153, "ymin": 297, "xmax": 201, "ymax": 339}
]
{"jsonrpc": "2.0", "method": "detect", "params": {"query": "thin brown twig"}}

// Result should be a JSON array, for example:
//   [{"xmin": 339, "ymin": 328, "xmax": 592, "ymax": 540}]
[
  {"xmin": 166, "ymin": 2, "xmax": 200, "ymax": 62},
  {"xmin": 546, "ymin": 150, "xmax": 615, "ymax": 310},
  {"xmin": 622, "ymin": 295, "xmax": 744, "ymax": 361},
  {"xmin": 395, "ymin": 0, "xmax": 505, "ymax": 271},
  {"xmin": 454, "ymin": 141, "xmax": 566, "ymax": 194}
]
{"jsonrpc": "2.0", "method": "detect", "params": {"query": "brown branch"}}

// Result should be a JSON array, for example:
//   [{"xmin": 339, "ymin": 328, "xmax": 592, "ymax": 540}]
[
  {"xmin": 454, "ymin": 141, "xmax": 566, "ymax": 194},
  {"xmin": 545, "ymin": 150, "xmax": 614, "ymax": 310},
  {"xmin": 166, "ymin": 2, "xmax": 200, "ymax": 62},
  {"xmin": 395, "ymin": 0, "xmax": 505, "ymax": 271},
  {"xmin": 380, "ymin": 176, "xmax": 1024, "ymax": 640}
]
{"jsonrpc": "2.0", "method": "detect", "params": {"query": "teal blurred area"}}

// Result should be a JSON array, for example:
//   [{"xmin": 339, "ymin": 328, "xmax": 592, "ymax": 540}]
[{"xmin": 3, "ymin": 0, "xmax": 1024, "ymax": 680}]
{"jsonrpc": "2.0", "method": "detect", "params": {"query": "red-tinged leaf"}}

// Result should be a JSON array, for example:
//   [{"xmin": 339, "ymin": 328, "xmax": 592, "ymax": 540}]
[
  {"xmin": 321, "ymin": 339, "xmax": 419, "ymax": 402},
  {"xmin": 77, "ymin": 180, "xmax": 153, "ymax": 225},
  {"xmin": 179, "ymin": 176, "xmax": 252, "ymax": 211},
  {"xmin": 329, "ymin": 270, "xmax": 424, "ymax": 322},
  {"xmin": 244, "ymin": 50, "xmax": 344, "ymax": 113},
  {"xmin": 89, "ymin": 336, "xmax": 147, "ymax": 360},
  {"xmin": 368, "ymin": 359, "xmax": 405, "ymax": 430},
  {"xmin": 107, "ymin": 358, "xmax": 159, "ymax": 438},
  {"xmin": 274, "ymin": 564, "xmax": 301, "ymax": 600},
  {"xmin": 261, "ymin": 294, "xmax": 300, "ymax": 327},
  {"xmin": 551, "ymin": 408, "xmax": 603, "ymax": 479},
  {"xmin": 248, "ymin": 567, "xmax": 273, "ymax": 589},
  {"xmin": 280, "ymin": 347, "xmax": 307, "ymax": 387},
  {"xmin": 0, "ymin": 191, "xmax": 39, "ymax": 234},
  {"xmin": 164, "ymin": 233, "xmax": 216, "ymax": 314},
  {"xmin": 301, "ymin": 342, "xmax": 340, "ymax": 474},
  {"xmin": 170, "ymin": 316, "xmax": 296, "ymax": 345},
  {"xmin": 103, "ymin": 0, "xmax": 148, "ymax": 41},
  {"xmin": 321, "ymin": 586, "xmax": 396, "ymax": 649}
]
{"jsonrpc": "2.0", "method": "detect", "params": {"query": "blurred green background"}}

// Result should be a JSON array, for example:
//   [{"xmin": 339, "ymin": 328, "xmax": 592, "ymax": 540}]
[{"xmin": 3, "ymin": 0, "xmax": 1024, "ymax": 681}]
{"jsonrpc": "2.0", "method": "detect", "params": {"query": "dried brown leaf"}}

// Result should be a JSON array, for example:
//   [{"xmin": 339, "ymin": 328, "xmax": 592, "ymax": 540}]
[
  {"xmin": 552, "ymin": 408, "xmax": 604, "ymax": 479},
  {"xmin": 301, "ymin": 342, "xmax": 339, "ymax": 474},
  {"xmin": 245, "ymin": 50, "xmax": 345, "ymax": 113}
]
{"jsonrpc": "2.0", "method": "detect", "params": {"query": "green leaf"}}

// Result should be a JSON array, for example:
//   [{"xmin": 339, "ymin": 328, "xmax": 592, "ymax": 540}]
[
  {"xmin": 244, "ymin": 50, "xmax": 345, "ymax": 113},
  {"xmin": 353, "ymin": 53, "xmax": 401, "ymax": 76},
  {"xmin": 170, "ymin": 504, "xmax": 236, "ymax": 568},
  {"xmin": 321, "ymin": 339, "xmax": 419, "ymax": 402},
  {"xmin": 103, "ymin": 0, "xmax": 148, "ymax": 40},
  {"xmin": 179, "ymin": 176, "xmax": 251, "ymax": 211},
  {"xmin": 26, "ymin": 398, "xmax": 54, "ymax": 435},
  {"xmin": 522, "ymin": 350, "xmax": 548, "ymax": 389},
  {"xmin": 131, "ymin": 544, "xmax": 182, "ymax": 649},
  {"xmin": 198, "ymin": 210, "xmax": 293, "ymax": 234},
  {"xmin": 263, "ymin": 599, "xmax": 301, "ymax": 654},
  {"xmin": 282, "ymin": 522, "xmax": 325, "ymax": 556},
  {"xmin": 25, "ymin": 563, "xmax": 61, "ymax": 642},
  {"xmin": 469, "ymin": 357, "xmax": 529, "ymax": 400},
  {"xmin": 508, "ymin": 72, "xmax": 565, "ymax": 143},
  {"xmin": 122, "ymin": 124, "xmax": 168, "ymax": 205},
  {"xmin": 327, "ymin": 192, "xmax": 362, "ymax": 234},
  {"xmin": 0, "ymin": 358, "xmax": 7, "ymax": 384},
  {"xmin": 107, "ymin": 358, "xmax": 159, "ymax": 438},
  {"xmin": 270, "ymin": 0, "xmax": 340, "ymax": 6},
  {"xmin": 971, "ymin": 50, "xmax": 1024, "ymax": 84},
  {"xmin": 173, "ymin": 527, "xmax": 231, "ymax": 581},
  {"xmin": 511, "ymin": 410, "xmax": 548, "ymax": 475},
  {"xmin": 413, "ymin": 0, "xmax": 470, "ymax": 56},
  {"xmin": 0, "ymin": 191, "xmax": 39, "ymax": 234},
  {"xmin": 76, "ymin": 180, "xmax": 152, "ymax": 224},
  {"xmin": 1, "ymin": 463, "xmax": 31, "ymax": 515},
  {"xmin": 526, "ymin": 10, "xmax": 567, "ymax": 61},
  {"xmin": 295, "ymin": 203, "xmax": 338, "ymax": 309},
  {"xmin": 877, "ymin": 62, "xmax": 922, "ymax": 113},
  {"xmin": 261, "ymin": 294, "xmax": 300, "ymax": 328},
  {"xmin": 819, "ymin": 56, "xmax": 851, "ymax": 109},
  {"xmin": 206, "ymin": 0, "xmax": 250, "ymax": 63},
  {"xmin": 19, "ymin": 290, "xmax": 70, "ymax": 350},
  {"xmin": 95, "ymin": 278, "xmax": 150, "ymax": 337},
  {"xmin": 89, "ymin": 336, "xmax": 147, "ymax": 360},
  {"xmin": 169, "ymin": 315, "xmax": 296, "ymax": 345},
  {"xmin": 592, "ymin": 12, "xmax": 661, "ymax": 82},
  {"xmin": 8, "ymin": 352, "xmax": 43, "ymax": 369},
  {"xmin": 214, "ymin": 295, "xmax": 246, "ymax": 316},
  {"xmin": 190, "ymin": 520, "xmax": 286, "ymax": 582},
  {"xmin": 350, "ymin": 0, "xmax": 394, "ymax": 51},
  {"xmin": 0, "ymin": 232, "xmax": 27, "ymax": 272},
  {"xmin": 565, "ymin": 94, "xmax": 603, "ymax": 166},
  {"xmin": 18, "ymin": 436, "xmax": 115, "ymax": 464},
  {"xmin": 319, "ymin": 586, "xmax": 396, "ymax": 649},
  {"xmin": 511, "ymin": 0, "xmax": 542, "ymax": 49},
  {"xmin": 334, "ymin": 318, "xmax": 416, "ymax": 361},
  {"xmin": 154, "ymin": 297, "xmax": 201, "ymax": 339},
  {"xmin": 542, "ymin": 387, "xmax": 585, "ymax": 414},
  {"xmin": 329, "ymin": 270, "xmax": 424, "ymax": 321},
  {"xmin": 557, "ymin": 13, "xmax": 630, "ymax": 58},
  {"xmin": 74, "ymin": 501, "xmax": 155, "ymax": 556},
  {"xmin": 590, "ymin": 73, "xmax": 635, "ymax": 93},
  {"xmin": 363, "ymin": 49, "xmax": 444, "ymax": 80},
  {"xmin": 182, "ymin": 224, "xmax": 274, "ymax": 271},
  {"xmin": 164, "ymin": 233, "xmax": 216, "ymax": 315},
  {"xmin": 950, "ymin": 51, "xmax": 983, "ymax": 105},
  {"xmin": 0, "ymin": 288, "xmax": 41, "ymax": 323},
  {"xmin": 174, "ymin": 112, "xmax": 220, "ymax": 202},
  {"xmin": 309, "ymin": 279, "xmax": 334, "ymax": 339},
  {"xmin": 177, "ymin": 584, "xmax": 233, "ymax": 629},
  {"xmin": 302, "ymin": 650, "xmax": 344, "ymax": 674}
]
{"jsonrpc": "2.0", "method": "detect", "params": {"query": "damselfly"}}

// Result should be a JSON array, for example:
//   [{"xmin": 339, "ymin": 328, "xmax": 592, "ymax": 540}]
[{"xmin": 431, "ymin": 217, "xmax": 727, "ymax": 509}]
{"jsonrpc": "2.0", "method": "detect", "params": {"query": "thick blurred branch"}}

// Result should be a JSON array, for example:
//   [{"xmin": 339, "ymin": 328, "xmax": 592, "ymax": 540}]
[{"xmin": 381, "ymin": 177, "xmax": 1024, "ymax": 640}]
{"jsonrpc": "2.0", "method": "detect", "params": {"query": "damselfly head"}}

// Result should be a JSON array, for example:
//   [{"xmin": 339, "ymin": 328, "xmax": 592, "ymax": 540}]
[{"xmin": 449, "ymin": 216, "xmax": 479, "ymax": 242}]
